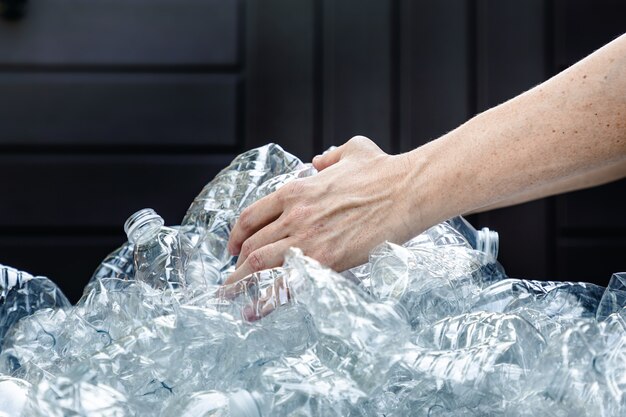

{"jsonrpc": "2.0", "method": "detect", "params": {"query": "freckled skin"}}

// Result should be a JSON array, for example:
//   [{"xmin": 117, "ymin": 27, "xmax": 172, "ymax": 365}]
[{"xmin": 223, "ymin": 34, "xmax": 626, "ymax": 285}]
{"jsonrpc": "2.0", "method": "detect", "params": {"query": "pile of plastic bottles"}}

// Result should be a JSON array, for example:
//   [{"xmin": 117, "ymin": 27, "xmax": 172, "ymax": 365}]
[{"xmin": 0, "ymin": 144, "xmax": 625, "ymax": 417}]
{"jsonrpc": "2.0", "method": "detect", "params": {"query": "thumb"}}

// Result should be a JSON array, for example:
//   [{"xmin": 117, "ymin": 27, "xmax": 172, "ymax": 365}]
[
  {"xmin": 312, "ymin": 145, "xmax": 343, "ymax": 171},
  {"xmin": 312, "ymin": 136, "xmax": 379, "ymax": 171}
]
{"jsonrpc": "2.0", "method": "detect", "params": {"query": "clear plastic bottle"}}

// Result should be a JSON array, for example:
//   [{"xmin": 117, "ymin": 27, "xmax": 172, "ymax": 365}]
[
  {"xmin": 182, "ymin": 143, "xmax": 303, "ymax": 230},
  {"xmin": 180, "ymin": 144, "xmax": 305, "ymax": 284},
  {"xmin": 240, "ymin": 164, "xmax": 317, "ymax": 209},
  {"xmin": 89, "ymin": 242, "xmax": 135, "ymax": 283},
  {"xmin": 81, "ymin": 241, "xmax": 135, "ymax": 298},
  {"xmin": 597, "ymin": 272, "xmax": 626, "ymax": 321},
  {"xmin": 446, "ymin": 216, "xmax": 499, "ymax": 260},
  {"xmin": 124, "ymin": 208, "xmax": 193, "ymax": 291},
  {"xmin": 0, "ymin": 264, "xmax": 70, "ymax": 346},
  {"xmin": 284, "ymin": 248, "xmax": 411, "ymax": 393}
]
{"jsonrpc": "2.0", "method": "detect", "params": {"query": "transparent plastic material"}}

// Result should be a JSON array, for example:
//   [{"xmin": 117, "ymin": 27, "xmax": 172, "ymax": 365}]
[
  {"xmin": 124, "ymin": 208, "xmax": 193, "ymax": 290},
  {"xmin": 88, "ymin": 242, "xmax": 134, "ymax": 284},
  {"xmin": 0, "ymin": 264, "xmax": 70, "ymax": 347},
  {"xmin": 597, "ymin": 272, "xmax": 626, "ymax": 321},
  {"xmin": 0, "ymin": 143, "xmax": 624, "ymax": 417},
  {"xmin": 446, "ymin": 216, "xmax": 499, "ymax": 260},
  {"xmin": 181, "ymin": 144, "xmax": 305, "ymax": 283},
  {"xmin": 0, "ymin": 376, "xmax": 30, "ymax": 416}
]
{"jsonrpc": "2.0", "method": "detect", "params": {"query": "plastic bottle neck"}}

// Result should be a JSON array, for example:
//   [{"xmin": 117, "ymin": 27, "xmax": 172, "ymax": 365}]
[
  {"xmin": 124, "ymin": 208, "xmax": 165, "ymax": 245},
  {"xmin": 476, "ymin": 227, "xmax": 499, "ymax": 261}
]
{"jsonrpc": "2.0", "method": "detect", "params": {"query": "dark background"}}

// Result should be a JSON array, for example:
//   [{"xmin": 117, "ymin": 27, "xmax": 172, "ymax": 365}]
[{"xmin": 0, "ymin": 0, "xmax": 624, "ymax": 302}]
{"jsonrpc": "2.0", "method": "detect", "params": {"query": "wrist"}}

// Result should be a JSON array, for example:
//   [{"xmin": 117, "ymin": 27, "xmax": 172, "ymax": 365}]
[
  {"xmin": 399, "ymin": 139, "xmax": 465, "ymax": 236},
  {"xmin": 384, "ymin": 150, "xmax": 434, "ymax": 241}
]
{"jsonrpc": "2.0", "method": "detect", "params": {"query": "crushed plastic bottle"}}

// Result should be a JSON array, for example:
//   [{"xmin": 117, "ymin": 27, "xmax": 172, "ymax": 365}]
[
  {"xmin": 597, "ymin": 272, "xmax": 626, "ymax": 321},
  {"xmin": 348, "ymin": 217, "xmax": 506, "ymax": 298},
  {"xmin": 25, "ymin": 366, "xmax": 130, "ymax": 417},
  {"xmin": 181, "ymin": 144, "xmax": 304, "ymax": 283},
  {"xmin": 88, "ymin": 242, "xmax": 135, "ymax": 283},
  {"xmin": 82, "ymin": 241, "xmax": 135, "ymax": 297},
  {"xmin": 125, "ymin": 208, "xmax": 194, "ymax": 291},
  {"xmin": 0, "ymin": 144, "xmax": 624, "ymax": 417},
  {"xmin": 182, "ymin": 143, "xmax": 303, "ymax": 230},
  {"xmin": 0, "ymin": 264, "xmax": 70, "ymax": 347},
  {"xmin": 472, "ymin": 278, "xmax": 605, "ymax": 339},
  {"xmin": 362, "ymin": 240, "xmax": 501, "ymax": 331},
  {"xmin": 511, "ymin": 318, "xmax": 626, "ymax": 417},
  {"xmin": 446, "ymin": 216, "xmax": 499, "ymax": 260},
  {"xmin": 285, "ymin": 248, "xmax": 411, "ymax": 394}
]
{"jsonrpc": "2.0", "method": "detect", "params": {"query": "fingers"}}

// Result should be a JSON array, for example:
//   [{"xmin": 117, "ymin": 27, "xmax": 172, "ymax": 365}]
[
  {"xmin": 312, "ymin": 145, "xmax": 344, "ymax": 171},
  {"xmin": 228, "ymin": 194, "xmax": 283, "ymax": 256},
  {"xmin": 236, "ymin": 215, "xmax": 288, "ymax": 268},
  {"xmin": 312, "ymin": 135, "xmax": 379, "ymax": 171},
  {"xmin": 223, "ymin": 238, "xmax": 292, "ymax": 287},
  {"xmin": 242, "ymin": 278, "xmax": 290, "ymax": 322}
]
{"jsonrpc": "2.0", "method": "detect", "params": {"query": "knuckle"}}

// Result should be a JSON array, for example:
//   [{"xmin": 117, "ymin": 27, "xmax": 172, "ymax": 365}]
[
  {"xmin": 274, "ymin": 185, "xmax": 289, "ymax": 204},
  {"xmin": 248, "ymin": 251, "xmax": 266, "ymax": 272},
  {"xmin": 286, "ymin": 179, "xmax": 306, "ymax": 196},
  {"xmin": 349, "ymin": 135, "xmax": 371, "ymax": 146},
  {"xmin": 238, "ymin": 209, "xmax": 253, "ymax": 232},
  {"xmin": 288, "ymin": 205, "xmax": 311, "ymax": 224},
  {"xmin": 303, "ymin": 222, "xmax": 323, "ymax": 241},
  {"xmin": 240, "ymin": 240, "xmax": 255, "ymax": 258},
  {"xmin": 278, "ymin": 179, "xmax": 309, "ymax": 204}
]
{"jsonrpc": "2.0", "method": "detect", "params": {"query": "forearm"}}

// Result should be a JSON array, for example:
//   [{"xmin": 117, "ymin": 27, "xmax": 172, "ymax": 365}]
[
  {"xmin": 404, "ymin": 34, "xmax": 626, "ymax": 230},
  {"xmin": 470, "ymin": 160, "xmax": 626, "ymax": 213}
]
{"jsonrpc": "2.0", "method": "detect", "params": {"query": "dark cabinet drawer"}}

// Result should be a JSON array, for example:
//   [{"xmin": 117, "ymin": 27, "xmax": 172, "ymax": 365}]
[
  {"xmin": 556, "ymin": 179, "xmax": 626, "ymax": 231},
  {"xmin": 557, "ymin": 237, "xmax": 626, "ymax": 285},
  {"xmin": 554, "ymin": 0, "xmax": 626, "ymax": 70},
  {"xmin": 0, "ymin": 0, "xmax": 240, "ymax": 66},
  {"xmin": 0, "ymin": 154, "xmax": 234, "ymax": 228},
  {"xmin": 0, "ymin": 73, "xmax": 239, "ymax": 147},
  {"xmin": 0, "ymin": 234, "xmax": 125, "ymax": 302}
]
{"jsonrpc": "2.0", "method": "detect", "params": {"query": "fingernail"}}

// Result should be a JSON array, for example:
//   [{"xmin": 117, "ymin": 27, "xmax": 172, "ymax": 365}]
[{"xmin": 243, "ymin": 305, "xmax": 260, "ymax": 322}]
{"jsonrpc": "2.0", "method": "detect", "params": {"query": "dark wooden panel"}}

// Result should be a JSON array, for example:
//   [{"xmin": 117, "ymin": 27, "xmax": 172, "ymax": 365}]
[
  {"xmin": 0, "ymin": 235, "xmax": 125, "ymax": 303},
  {"xmin": 556, "ymin": 237, "xmax": 626, "ymax": 286},
  {"xmin": 0, "ymin": 154, "xmax": 235, "ymax": 228},
  {"xmin": 556, "ymin": 179, "xmax": 626, "ymax": 230},
  {"xmin": 0, "ymin": 73, "xmax": 239, "ymax": 147},
  {"xmin": 551, "ymin": 0, "xmax": 626, "ymax": 287},
  {"xmin": 245, "ymin": 0, "xmax": 316, "ymax": 161},
  {"xmin": 0, "ymin": 0, "xmax": 239, "ymax": 66},
  {"xmin": 476, "ymin": 0, "xmax": 546, "ymax": 110},
  {"xmin": 321, "ymin": 0, "xmax": 393, "ymax": 152},
  {"xmin": 554, "ymin": 0, "xmax": 626, "ymax": 71},
  {"xmin": 472, "ymin": 1, "xmax": 551, "ymax": 280},
  {"xmin": 469, "ymin": 199, "xmax": 551, "ymax": 281},
  {"xmin": 399, "ymin": 0, "xmax": 471, "ymax": 151}
]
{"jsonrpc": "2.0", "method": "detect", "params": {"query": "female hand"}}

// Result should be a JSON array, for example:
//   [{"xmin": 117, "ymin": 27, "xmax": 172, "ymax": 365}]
[{"xmin": 223, "ymin": 136, "xmax": 422, "ymax": 286}]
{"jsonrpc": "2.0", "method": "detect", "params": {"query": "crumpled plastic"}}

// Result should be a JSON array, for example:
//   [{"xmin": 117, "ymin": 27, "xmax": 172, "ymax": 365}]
[
  {"xmin": 0, "ymin": 265, "xmax": 70, "ymax": 348},
  {"xmin": 0, "ymin": 144, "xmax": 624, "ymax": 417}
]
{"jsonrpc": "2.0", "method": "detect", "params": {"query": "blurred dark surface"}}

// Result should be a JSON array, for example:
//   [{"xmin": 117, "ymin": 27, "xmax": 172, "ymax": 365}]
[{"xmin": 0, "ymin": 0, "xmax": 624, "ymax": 302}]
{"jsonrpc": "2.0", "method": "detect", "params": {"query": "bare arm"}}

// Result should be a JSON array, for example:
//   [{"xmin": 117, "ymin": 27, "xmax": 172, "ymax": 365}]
[
  {"xmin": 224, "ymin": 34, "xmax": 626, "ymax": 285},
  {"xmin": 470, "ymin": 160, "xmax": 625, "ymax": 213},
  {"xmin": 404, "ymin": 33, "xmax": 626, "ymax": 226}
]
